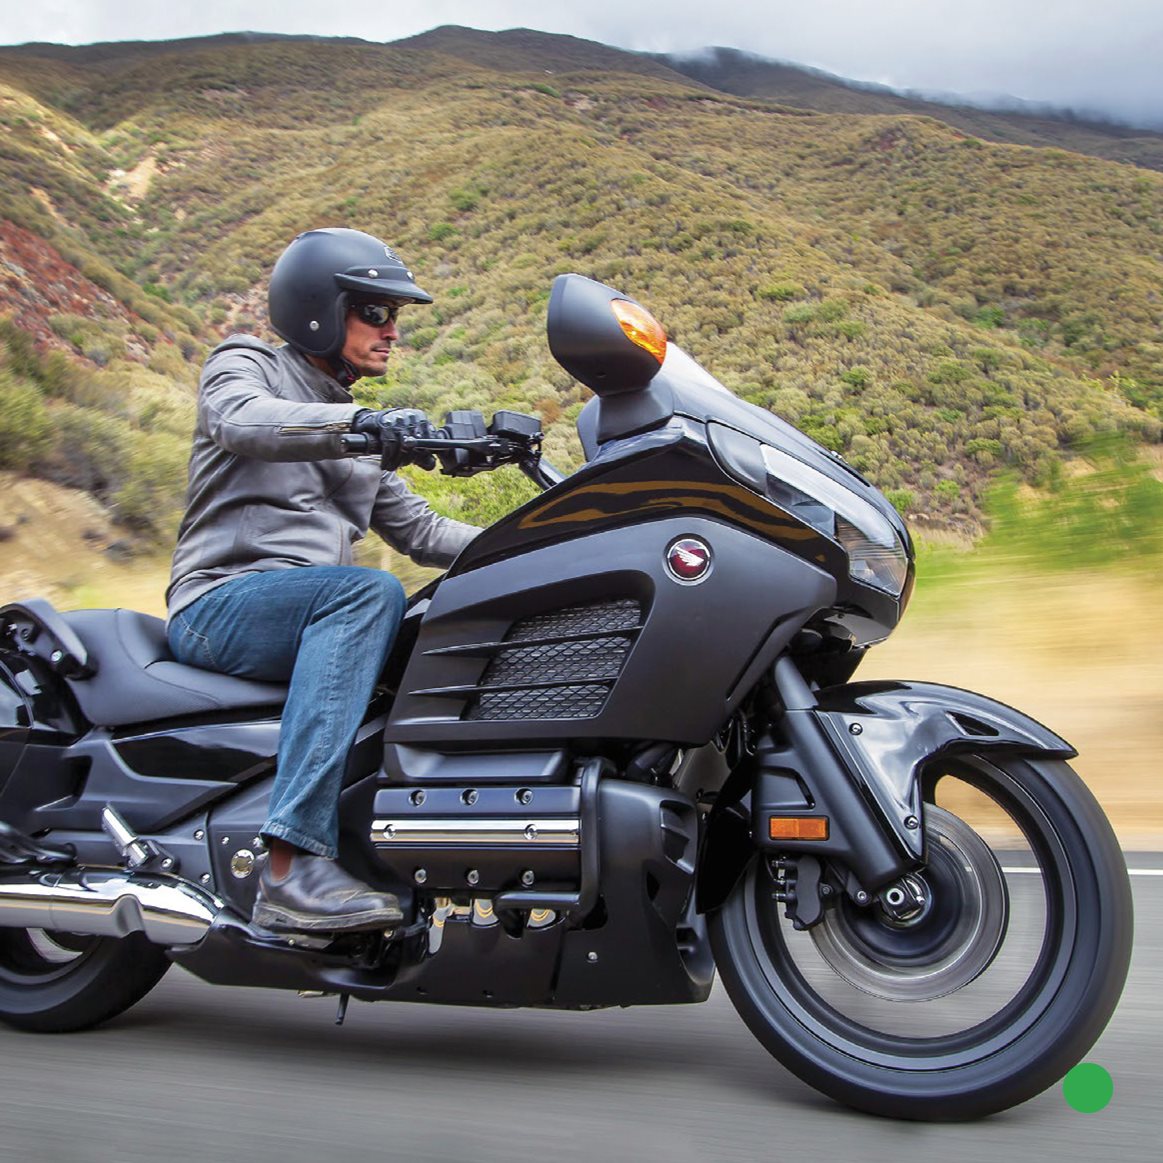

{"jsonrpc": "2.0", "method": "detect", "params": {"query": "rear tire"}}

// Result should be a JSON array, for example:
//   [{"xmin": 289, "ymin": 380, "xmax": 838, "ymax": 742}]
[
  {"xmin": 709, "ymin": 755, "xmax": 1133, "ymax": 1120},
  {"xmin": 0, "ymin": 927, "xmax": 170, "ymax": 1033}
]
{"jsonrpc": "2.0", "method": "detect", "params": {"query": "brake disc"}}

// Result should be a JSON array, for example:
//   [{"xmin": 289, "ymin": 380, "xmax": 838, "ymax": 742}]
[{"xmin": 809, "ymin": 806, "xmax": 1010, "ymax": 1001}]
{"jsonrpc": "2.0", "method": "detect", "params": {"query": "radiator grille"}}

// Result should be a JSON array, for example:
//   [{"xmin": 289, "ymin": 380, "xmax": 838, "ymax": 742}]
[
  {"xmin": 506, "ymin": 600, "xmax": 641, "ymax": 641},
  {"xmin": 466, "ymin": 599, "xmax": 642, "ymax": 722}
]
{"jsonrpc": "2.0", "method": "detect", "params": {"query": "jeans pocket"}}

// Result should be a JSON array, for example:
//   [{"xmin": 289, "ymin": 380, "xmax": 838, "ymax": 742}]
[{"xmin": 170, "ymin": 612, "xmax": 219, "ymax": 670}]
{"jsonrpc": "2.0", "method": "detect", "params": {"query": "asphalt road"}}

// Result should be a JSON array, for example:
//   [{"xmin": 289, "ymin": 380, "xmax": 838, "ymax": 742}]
[{"xmin": 1, "ymin": 863, "xmax": 1159, "ymax": 1163}]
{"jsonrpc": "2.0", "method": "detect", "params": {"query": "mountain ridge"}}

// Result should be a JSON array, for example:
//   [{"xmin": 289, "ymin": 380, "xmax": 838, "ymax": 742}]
[
  {"xmin": 657, "ymin": 45, "xmax": 1163, "ymax": 171},
  {"xmin": 0, "ymin": 26, "xmax": 1159, "ymax": 546}
]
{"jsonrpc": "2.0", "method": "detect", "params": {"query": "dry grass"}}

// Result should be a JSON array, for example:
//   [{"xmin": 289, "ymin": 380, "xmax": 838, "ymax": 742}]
[{"xmin": 863, "ymin": 568, "xmax": 1163, "ymax": 847}]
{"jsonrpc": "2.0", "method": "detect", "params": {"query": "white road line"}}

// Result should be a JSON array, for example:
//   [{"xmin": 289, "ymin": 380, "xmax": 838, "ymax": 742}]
[{"xmin": 1003, "ymin": 867, "xmax": 1163, "ymax": 876}]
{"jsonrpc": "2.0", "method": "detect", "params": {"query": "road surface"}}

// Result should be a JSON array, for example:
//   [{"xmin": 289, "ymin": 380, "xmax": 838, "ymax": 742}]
[{"xmin": 0, "ymin": 861, "xmax": 1158, "ymax": 1163}]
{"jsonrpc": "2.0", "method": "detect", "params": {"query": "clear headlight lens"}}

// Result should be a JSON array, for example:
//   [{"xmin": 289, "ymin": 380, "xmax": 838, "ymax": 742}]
[
  {"xmin": 758, "ymin": 439, "xmax": 911, "ymax": 595},
  {"xmin": 706, "ymin": 423, "xmax": 910, "ymax": 597},
  {"xmin": 834, "ymin": 517, "xmax": 910, "ymax": 596},
  {"xmin": 757, "ymin": 444, "xmax": 909, "ymax": 597}
]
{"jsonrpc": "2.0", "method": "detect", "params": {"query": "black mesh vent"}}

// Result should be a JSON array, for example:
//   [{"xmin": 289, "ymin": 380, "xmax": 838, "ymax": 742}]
[
  {"xmin": 469, "ymin": 684, "xmax": 611, "ymax": 721},
  {"xmin": 506, "ymin": 599, "xmax": 641, "ymax": 641},
  {"xmin": 483, "ymin": 637, "xmax": 631, "ymax": 686},
  {"xmin": 466, "ymin": 599, "xmax": 642, "ymax": 722}
]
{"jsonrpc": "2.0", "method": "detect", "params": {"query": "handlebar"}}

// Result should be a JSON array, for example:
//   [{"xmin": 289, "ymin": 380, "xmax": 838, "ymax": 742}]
[{"xmin": 342, "ymin": 409, "xmax": 564, "ymax": 491}]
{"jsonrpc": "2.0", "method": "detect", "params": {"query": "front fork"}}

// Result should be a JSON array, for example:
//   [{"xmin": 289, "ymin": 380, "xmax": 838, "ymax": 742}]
[
  {"xmin": 698, "ymin": 655, "xmax": 1077, "ymax": 921},
  {"xmin": 697, "ymin": 659, "xmax": 915, "ymax": 919},
  {"xmin": 743, "ymin": 659, "xmax": 917, "ymax": 926}
]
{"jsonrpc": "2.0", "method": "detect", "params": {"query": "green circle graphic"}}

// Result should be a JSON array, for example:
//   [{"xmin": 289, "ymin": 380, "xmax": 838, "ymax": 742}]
[{"xmin": 1062, "ymin": 1063, "xmax": 1113, "ymax": 1113}]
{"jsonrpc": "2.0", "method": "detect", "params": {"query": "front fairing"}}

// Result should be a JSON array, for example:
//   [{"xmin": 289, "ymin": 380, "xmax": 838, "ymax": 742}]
[{"xmin": 578, "ymin": 344, "xmax": 915, "ymax": 641}]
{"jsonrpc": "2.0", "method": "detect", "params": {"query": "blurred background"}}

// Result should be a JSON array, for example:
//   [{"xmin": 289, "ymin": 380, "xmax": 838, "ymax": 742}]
[{"xmin": 0, "ymin": 5, "xmax": 1160, "ymax": 1157}]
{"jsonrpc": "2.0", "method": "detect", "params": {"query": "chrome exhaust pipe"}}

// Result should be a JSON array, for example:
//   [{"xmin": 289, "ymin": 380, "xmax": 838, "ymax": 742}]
[{"xmin": 0, "ymin": 868, "xmax": 221, "ymax": 946}]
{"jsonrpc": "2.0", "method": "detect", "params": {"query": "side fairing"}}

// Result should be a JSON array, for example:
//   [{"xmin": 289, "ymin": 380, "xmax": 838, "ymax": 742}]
[{"xmin": 385, "ymin": 512, "xmax": 835, "ymax": 749}]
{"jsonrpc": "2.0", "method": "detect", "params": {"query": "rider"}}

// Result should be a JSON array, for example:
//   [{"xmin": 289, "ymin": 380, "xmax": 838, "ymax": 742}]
[{"xmin": 166, "ymin": 227, "xmax": 479, "ymax": 933}]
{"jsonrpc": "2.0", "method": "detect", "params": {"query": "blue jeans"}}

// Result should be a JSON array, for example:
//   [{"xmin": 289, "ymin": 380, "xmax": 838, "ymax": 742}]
[{"xmin": 167, "ymin": 567, "xmax": 406, "ymax": 859}]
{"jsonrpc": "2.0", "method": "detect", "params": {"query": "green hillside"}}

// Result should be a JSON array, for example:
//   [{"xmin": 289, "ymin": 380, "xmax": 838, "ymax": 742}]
[{"xmin": 0, "ymin": 28, "xmax": 1159, "ymax": 547}]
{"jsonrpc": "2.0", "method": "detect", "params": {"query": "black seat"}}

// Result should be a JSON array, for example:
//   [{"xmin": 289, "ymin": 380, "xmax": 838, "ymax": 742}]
[{"xmin": 60, "ymin": 608, "xmax": 288, "ymax": 728}]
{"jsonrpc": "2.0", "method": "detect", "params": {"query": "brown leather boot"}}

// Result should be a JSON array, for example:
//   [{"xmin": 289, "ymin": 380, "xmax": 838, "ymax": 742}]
[{"xmin": 252, "ymin": 854, "xmax": 404, "ymax": 932}]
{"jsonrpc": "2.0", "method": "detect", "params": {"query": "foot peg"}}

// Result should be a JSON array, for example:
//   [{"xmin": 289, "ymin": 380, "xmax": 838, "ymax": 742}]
[{"xmin": 101, "ymin": 805, "xmax": 176, "ymax": 873}]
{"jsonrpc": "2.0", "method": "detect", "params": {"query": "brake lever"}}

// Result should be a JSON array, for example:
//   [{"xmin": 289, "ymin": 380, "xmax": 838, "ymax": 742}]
[
  {"xmin": 407, "ymin": 434, "xmax": 525, "ymax": 477},
  {"xmin": 403, "ymin": 435, "xmax": 513, "ymax": 456}
]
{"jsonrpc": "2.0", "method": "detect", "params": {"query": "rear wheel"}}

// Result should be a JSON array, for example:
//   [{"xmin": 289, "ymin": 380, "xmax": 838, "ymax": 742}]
[
  {"xmin": 709, "ymin": 755, "xmax": 1133, "ymax": 1120},
  {"xmin": 0, "ymin": 927, "xmax": 170, "ymax": 1032}
]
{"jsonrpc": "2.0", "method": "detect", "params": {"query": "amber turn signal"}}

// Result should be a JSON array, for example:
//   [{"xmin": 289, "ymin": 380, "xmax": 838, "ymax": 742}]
[
  {"xmin": 610, "ymin": 299, "xmax": 667, "ymax": 364},
  {"xmin": 769, "ymin": 816, "xmax": 830, "ymax": 841}
]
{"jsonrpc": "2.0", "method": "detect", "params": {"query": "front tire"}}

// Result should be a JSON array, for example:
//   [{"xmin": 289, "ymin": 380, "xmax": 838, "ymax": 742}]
[
  {"xmin": 0, "ymin": 927, "xmax": 170, "ymax": 1033},
  {"xmin": 709, "ymin": 755, "xmax": 1133, "ymax": 1120}
]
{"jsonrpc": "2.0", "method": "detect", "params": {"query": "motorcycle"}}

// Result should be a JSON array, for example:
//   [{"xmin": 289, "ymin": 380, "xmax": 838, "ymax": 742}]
[{"xmin": 0, "ymin": 274, "xmax": 1132, "ymax": 1120}]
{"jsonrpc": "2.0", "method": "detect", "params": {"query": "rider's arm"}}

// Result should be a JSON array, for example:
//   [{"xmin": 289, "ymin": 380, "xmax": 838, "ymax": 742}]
[
  {"xmin": 370, "ymin": 473, "xmax": 480, "ymax": 569},
  {"xmin": 198, "ymin": 340, "xmax": 361, "ymax": 461}
]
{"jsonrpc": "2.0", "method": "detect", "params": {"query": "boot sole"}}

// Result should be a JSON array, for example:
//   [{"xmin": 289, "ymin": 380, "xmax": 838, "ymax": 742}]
[{"xmin": 252, "ymin": 901, "xmax": 404, "ymax": 933}]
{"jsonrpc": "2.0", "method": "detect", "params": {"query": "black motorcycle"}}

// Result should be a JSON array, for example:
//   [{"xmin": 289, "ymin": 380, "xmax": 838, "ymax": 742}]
[{"xmin": 0, "ymin": 274, "xmax": 1132, "ymax": 1120}]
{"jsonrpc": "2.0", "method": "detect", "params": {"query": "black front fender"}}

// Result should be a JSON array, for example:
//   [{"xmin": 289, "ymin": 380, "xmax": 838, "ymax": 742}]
[
  {"xmin": 698, "ymin": 678, "xmax": 1075, "ymax": 914},
  {"xmin": 812, "ymin": 680, "xmax": 1076, "ymax": 860}
]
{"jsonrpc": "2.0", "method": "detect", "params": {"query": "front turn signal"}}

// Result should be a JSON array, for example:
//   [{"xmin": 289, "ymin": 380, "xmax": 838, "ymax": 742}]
[
  {"xmin": 611, "ymin": 299, "xmax": 667, "ymax": 364},
  {"xmin": 769, "ymin": 816, "xmax": 830, "ymax": 841}
]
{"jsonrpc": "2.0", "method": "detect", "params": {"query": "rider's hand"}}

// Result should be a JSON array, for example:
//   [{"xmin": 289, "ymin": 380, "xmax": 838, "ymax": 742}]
[{"xmin": 351, "ymin": 408, "xmax": 438, "ymax": 471}]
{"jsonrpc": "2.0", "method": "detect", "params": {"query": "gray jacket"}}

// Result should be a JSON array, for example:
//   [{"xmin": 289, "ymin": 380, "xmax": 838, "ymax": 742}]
[{"xmin": 166, "ymin": 335, "xmax": 479, "ymax": 618}]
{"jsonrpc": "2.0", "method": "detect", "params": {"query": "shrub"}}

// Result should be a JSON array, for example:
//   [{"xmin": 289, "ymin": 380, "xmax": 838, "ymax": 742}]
[
  {"xmin": 32, "ymin": 405, "xmax": 129, "ymax": 497},
  {"xmin": 112, "ymin": 430, "xmax": 190, "ymax": 535},
  {"xmin": 983, "ymin": 435, "xmax": 1163, "ymax": 566},
  {"xmin": 0, "ymin": 375, "xmax": 52, "ymax": 470},
  {"xmin": 782, "ymin": 305, "xmax": 815, "ymax": 325},
  {"xmin": 885, "ymin": 488, "xmax": 916, "ymax": 514},
  {"xmin": 757, "ymin": 281, "xmax": 804, "ymax": 302},
  {"xmin": 0, "ymin": 318, "xmax": 42, "ymax": 381},
  {"xmin": 975, "ymin": 305, "xmax": 1005, "ymax": 329},
  {"xmin": 449, "ymin": 186, "xmax": 482, "ymax": 212},
  {"xmin": 840, "ymin": 366, "xmax": 872, "ymax": 388},
  {"xmin": 816, "ymin": 300, "xmax": 849, "ymax": 322}
]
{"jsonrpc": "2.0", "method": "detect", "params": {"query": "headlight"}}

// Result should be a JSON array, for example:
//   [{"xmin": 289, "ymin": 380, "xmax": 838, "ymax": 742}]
[
  {"xmin": 759, "ymin": 445, "xmax": 908, "ymax": 596},
  {"xmin": 708, "ymin": 423, "xmax": 909, "ymax": 597}
]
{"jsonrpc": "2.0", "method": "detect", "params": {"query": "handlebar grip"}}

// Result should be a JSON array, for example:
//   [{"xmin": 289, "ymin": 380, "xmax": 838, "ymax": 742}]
[{"xmin": 340, "ymin": 433, "xmax": 374, "ymax": 454}]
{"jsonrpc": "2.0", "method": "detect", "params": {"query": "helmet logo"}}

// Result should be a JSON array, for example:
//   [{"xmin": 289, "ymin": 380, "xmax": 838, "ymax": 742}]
[
  {"xmin": 665, "ymin": 537, "xmax": 712, "ymax": 584},
  {"xmin": 383, "ymin": 246, "xmax": 400, "ymax": 263}
]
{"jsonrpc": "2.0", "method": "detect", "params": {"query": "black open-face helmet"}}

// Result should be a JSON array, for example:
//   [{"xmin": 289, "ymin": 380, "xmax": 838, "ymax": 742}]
[{"xmin": 267, "ymin": 228, "xmax": 433, "ymax": 358}]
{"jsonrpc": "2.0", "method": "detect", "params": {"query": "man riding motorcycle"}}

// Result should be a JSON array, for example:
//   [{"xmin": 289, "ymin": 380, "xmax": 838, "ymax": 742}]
[{"xmin": 165, "ymin": 227, "xmax": 479, "ymax": 933}]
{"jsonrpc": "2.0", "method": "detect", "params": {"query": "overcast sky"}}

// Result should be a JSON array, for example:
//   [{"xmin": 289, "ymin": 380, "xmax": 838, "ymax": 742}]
[{"xmin": 2, "ymin": 0, "xmax": 1161, "ymax": 128}]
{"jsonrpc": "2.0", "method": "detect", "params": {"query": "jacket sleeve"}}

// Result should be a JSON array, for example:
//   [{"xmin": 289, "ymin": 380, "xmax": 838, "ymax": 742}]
[
  {"xmin": 370, "ymin": 473, "xmax": 481, "ymax": 568},
  {"xmin": 199, "ymin": 346, "xmax": 361, "ymax": 462}
]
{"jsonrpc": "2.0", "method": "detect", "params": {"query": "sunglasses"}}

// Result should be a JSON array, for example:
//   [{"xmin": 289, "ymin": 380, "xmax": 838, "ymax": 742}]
[{"xmin": 350, "ymin": 301, "xmax": 404, "ymax": 327}]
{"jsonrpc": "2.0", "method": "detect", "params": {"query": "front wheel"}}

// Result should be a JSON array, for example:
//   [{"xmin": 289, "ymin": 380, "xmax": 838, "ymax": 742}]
[{"xmin": 709, "ymin": 754, "xmax": 1133, "ymax": 1120}]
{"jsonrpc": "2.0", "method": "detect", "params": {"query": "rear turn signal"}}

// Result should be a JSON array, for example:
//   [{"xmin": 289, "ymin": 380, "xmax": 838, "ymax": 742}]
[
  {"xmin": 769, "ymin": 816, "xmax": 830, "ymax": 841},
  {"xmin": 611, "ymin": 299, "xmax": 667, "ymax": 364}
]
